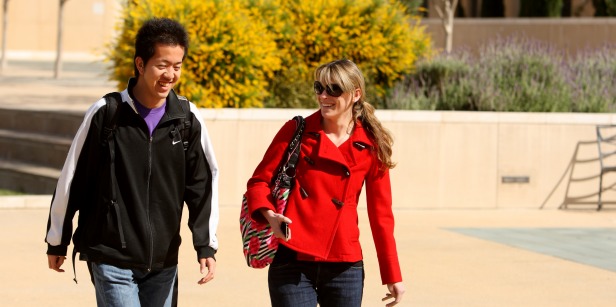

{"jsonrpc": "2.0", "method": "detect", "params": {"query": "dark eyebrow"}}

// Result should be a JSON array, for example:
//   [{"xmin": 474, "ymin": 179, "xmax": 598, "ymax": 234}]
[{"xmin": 159, "ymin": 59, "xmax": 183, "ymax": 65}]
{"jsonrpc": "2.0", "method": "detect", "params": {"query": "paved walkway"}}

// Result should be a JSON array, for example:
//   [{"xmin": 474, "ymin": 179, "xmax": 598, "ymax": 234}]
[
  {"xmin": 1, "ymin": 60, "xmax": 616, "ymax": 306},
  {"xmin": 1, "ymin": 202, "xmax": 615, "ymax": 307},
  {"xmin": 449, "ymin": 227, "xmax": 616, "ymax": 272}
]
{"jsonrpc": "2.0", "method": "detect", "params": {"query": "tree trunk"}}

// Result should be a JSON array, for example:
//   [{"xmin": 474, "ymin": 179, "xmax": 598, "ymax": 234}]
[
  {"xmin": 54, "ymin": 0, "xmax": 67, "ymax": 79},
  {"xmin": 469, "ymin": 0, "xmax": 479, "ymax": 17},
  {"xmin": 1, "ymin": 0, "xmax": 9, "ymax": 74},
  {"xmin": 434, "ymin": 0, "xmax": 459, "ymax": 54}
]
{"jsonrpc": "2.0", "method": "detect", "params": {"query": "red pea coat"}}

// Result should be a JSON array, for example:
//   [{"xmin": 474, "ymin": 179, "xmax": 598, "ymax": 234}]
[{"xmin": 246, "ymin": 111, "xmax": 402, "ymax": 284}]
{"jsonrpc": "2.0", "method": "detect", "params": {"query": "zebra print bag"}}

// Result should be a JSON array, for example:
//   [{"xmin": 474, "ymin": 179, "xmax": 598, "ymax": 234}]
[{"xmin": 240, "ymin": 116, "xmax": 305, "ymax": 268}]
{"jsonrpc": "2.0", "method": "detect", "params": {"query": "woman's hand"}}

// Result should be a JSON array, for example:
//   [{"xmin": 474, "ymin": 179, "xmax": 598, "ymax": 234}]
[
  {"xmin": 382, "ymin": 282, "xmax": 405, "ymax": 306},
  {"xmin": 259, "ymin": 209, "xmax": 292, "ymax": 241}
]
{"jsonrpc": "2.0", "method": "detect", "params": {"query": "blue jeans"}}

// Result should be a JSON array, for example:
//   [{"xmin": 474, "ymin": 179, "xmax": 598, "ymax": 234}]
[
  {"xmin": 268, "ymin": 260, "xmax": 364, "ymax": 307},
  {"xmin": 90, "ymin": 262, "xmax": 177, "ymax": 307}
]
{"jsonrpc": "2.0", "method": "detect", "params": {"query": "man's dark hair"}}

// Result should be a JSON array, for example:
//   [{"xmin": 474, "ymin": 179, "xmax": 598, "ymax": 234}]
[{"xmin": 134, "ymin": 17, "xmax": 189, "ymax": 77}]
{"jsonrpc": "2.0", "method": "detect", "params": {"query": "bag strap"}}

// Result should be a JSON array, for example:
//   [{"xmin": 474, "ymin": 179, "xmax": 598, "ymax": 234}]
[
  {"xmin": 272, "ymin": 115, "xmax": 305, "ymax": 186},
  {"xmin": 176, "ymin": 95, "xmax": 192, "ymax": 151},
  {"xmin": 102, "ymin": 92, "xmax": 122, "ymax": 145},
  {"xmin": 72, "ymin": 92, "xmax": 123, "ymax": 284},
  {"xmin": 102, "ymin": 92, "xmax": 126, "ymax": 249},
  {"xmin": 284, "ymin": 116, "xmax": 305, "ymax": 171},
  {"xmin": 102, "ymin": 92, "xmax": 121, "ymax": 206}
]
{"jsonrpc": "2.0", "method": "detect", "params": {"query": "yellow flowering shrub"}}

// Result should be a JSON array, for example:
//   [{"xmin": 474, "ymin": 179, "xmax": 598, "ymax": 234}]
[
  {"xmin": 248, "ymin": 0, "xmax": 433, "ymax": 108},
  {"xmin": 106, "ymin": 0, "xmax": 432, "ymax": 108},
  {"xmin": 106, "ymin": 0, "xmax": 281, "ymax": 108}
]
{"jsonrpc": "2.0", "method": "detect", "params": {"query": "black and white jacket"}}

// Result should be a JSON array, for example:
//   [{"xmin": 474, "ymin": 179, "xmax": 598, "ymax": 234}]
[{"xmin": 45, "ymin": 79, "xmax": 219, "ymax": 271}]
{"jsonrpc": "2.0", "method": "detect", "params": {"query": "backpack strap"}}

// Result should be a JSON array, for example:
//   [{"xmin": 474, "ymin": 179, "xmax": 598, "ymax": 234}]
[
  {"xmin": 102, "ymin": 92, "xmax": 122, "ymax": 145},
  {"xmin": 102, "ymin": 92, "xmax": 126, "ymax": 249},
  {"xmin": 176, "ymin": 95, "xmax": 192, "ymax": 151},
  {"xmin": 72, "ymin": 92, "xmax": 124, "ymax": 284}
]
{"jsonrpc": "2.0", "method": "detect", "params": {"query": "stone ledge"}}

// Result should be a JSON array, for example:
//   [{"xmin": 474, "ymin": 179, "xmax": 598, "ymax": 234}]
[
  {"xmin": 0, "ymin": 159, "xmax": 61, "ymax": 179},
  {"xmin": 0, "ymin": 195, "xmax": 52, "ymax": 209}
]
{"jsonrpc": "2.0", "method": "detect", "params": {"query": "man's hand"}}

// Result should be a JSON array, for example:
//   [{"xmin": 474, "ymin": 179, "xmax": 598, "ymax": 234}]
[
  {"xmin": 382, "ymin": 282, "xmax": 405, "ymax": 306},
  {"xmin": 47, "ymin": 255, "xmax": 66, "ymax": 273},
  {"xmin": 197, "ymin": 257, "xmax": 216, "ymax": 285}
]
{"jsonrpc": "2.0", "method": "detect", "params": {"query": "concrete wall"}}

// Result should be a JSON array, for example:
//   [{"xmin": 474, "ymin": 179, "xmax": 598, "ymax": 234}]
[
  {"xmin": 201, "ymin": 109, "xmax": 616, "ymax": 210},
  {"xmin": 423, "ymin": 18, "xmax": 616, "ymax": 55},
  {"xmin": 1, "ymin": 0, "xmax": 121, "ymax": 59},
  {"xmin": 0, "ymin": 1, "xmax": 613, "ymax": 59}
]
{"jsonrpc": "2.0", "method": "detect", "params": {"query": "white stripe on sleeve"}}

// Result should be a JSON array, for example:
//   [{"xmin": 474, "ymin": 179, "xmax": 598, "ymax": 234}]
[
  {"xmin": 46, "ymin": 99, "xmax": 106, "ymax": 246},
  {"xmin": 190, "ymin": 102, "xmax": 220, "ymax": 251}
]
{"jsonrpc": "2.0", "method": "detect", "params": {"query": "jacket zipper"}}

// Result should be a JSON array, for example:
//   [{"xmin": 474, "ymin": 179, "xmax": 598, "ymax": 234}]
[{"xmin": 147, "ymin": 136, "xmax": 154, "ymax": 271}]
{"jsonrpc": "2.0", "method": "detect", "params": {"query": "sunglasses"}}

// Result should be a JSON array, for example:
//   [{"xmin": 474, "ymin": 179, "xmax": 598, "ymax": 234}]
[{"xmin": 314, "ymin": 81, "xmax": 344, "ymax": 97}]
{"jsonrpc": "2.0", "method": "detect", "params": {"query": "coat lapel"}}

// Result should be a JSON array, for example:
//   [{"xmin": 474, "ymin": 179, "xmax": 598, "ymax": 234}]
[
  {"xmin": 304, "ymin": 111, "xmax": 374, "ymax": 169},
  {"xmin": 316, "ymin": 133, "xmax": 349, "ymax": 167},
  {"xmin": 348, "ymin": 122, "xmax": 374, "ymax": 168}
]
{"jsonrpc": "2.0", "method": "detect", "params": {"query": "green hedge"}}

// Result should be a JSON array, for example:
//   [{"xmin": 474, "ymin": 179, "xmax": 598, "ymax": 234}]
[
  {"xmin": 593, "ymin": 0, "xmax": 616, "ymax": 16},
  {"xmin": 520, "ymin": 0, "xmax": 563, "ymax": 17},
  {"xmin": 388, "ymin": 36, "xmax": 616, "ymax": 112}
]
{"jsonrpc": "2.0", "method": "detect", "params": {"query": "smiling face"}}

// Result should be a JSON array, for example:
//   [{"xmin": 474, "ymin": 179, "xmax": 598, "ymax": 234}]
[
  {"xmin": 313, "ymin": 60, "xmax": 365, "ymax": 126},
  {"xmin": 315, "ymin": 81, "xmax": 361, "ymax": 122},
  {"xmin": 134, "ymin": 43, "xmax": 185, "ymax": 108}
]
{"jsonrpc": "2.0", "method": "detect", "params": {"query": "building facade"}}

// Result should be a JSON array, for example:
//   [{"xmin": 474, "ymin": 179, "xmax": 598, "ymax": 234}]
[
  {"xmin": 1, "ymin": 0, "xmax": 120, "ymax": 60},
  {"xmin": 0, "ymin": 0, "xmax": 608, "ymax": 60}
]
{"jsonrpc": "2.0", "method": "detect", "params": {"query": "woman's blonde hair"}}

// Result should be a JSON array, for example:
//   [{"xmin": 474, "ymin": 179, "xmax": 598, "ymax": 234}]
[{"xmin": 314, "ymin": 59, "xmax": 396, "ymax": 170}]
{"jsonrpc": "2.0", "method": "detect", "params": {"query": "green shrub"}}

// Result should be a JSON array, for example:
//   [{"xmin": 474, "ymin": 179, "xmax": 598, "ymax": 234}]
[
  {"xmin": 0, "ymin": 189, "xmax": 24, "ymax": 195},
  {"xmin": 397, "ymin": 0, "xmax": 426, "ymax": 15},
  {"xmin": 593, "ymin": 0, "xmax": 616, "ymax": 16},
  {"xmin": 386, "ymin": 79, "xmax": 435, "ymax": 110},
  {"xmin": 520, "ymin": 0, "xmax": 563, "ymax": 17},
  {"xmin": 568, "ymin": 46, "xmax": 616, "ymax": 112},
  {"xmin": 387, "ymin": 54, "xmax": 475, "ymax": 110},
  {"xmin": 477, "ymin": 37, "xmax": 571, "ymax": 112},
  {"xmin": 606, "ymin": 0, "xmax": 616, "ymax": 15},
  {"xmin": 387, "ymin": 36, "xmax": 615, "ymax": 112}
]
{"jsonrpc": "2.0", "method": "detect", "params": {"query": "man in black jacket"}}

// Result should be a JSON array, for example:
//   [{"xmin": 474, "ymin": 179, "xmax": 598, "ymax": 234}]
[{"xmin": 45, "ymin": 18, "xmax": 219, "ymax": 306}]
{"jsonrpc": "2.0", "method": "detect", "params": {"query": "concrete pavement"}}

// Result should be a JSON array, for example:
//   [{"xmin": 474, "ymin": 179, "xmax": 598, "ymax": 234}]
[
  {"xmin": 1, "ymin": 202, "xmax": 615, "ymax": 306},
  {"xmin": 1, "ymin": 60, "xmax": 616, "ymax": 306}
]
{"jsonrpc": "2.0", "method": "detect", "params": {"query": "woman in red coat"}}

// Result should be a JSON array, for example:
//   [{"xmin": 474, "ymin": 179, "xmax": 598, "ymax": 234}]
[{"xmin": 246, "ymin": 59, "xmax": 405, "ymax": 307}]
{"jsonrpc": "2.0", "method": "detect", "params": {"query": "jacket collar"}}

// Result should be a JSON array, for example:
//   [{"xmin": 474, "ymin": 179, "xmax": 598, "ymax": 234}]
[
  {"xmin": 123, "ymin": 77, "xmax": 186, "ymax": 124},
  {"xmin": 304, "ymin": 111, "xmax": 375, "ymax": 167}
]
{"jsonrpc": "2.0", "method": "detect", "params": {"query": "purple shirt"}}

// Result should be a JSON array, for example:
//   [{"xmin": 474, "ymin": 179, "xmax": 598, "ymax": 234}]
[{"xmin": 134, "ymin": 100, "xmax": 166, "ymax": 136}]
